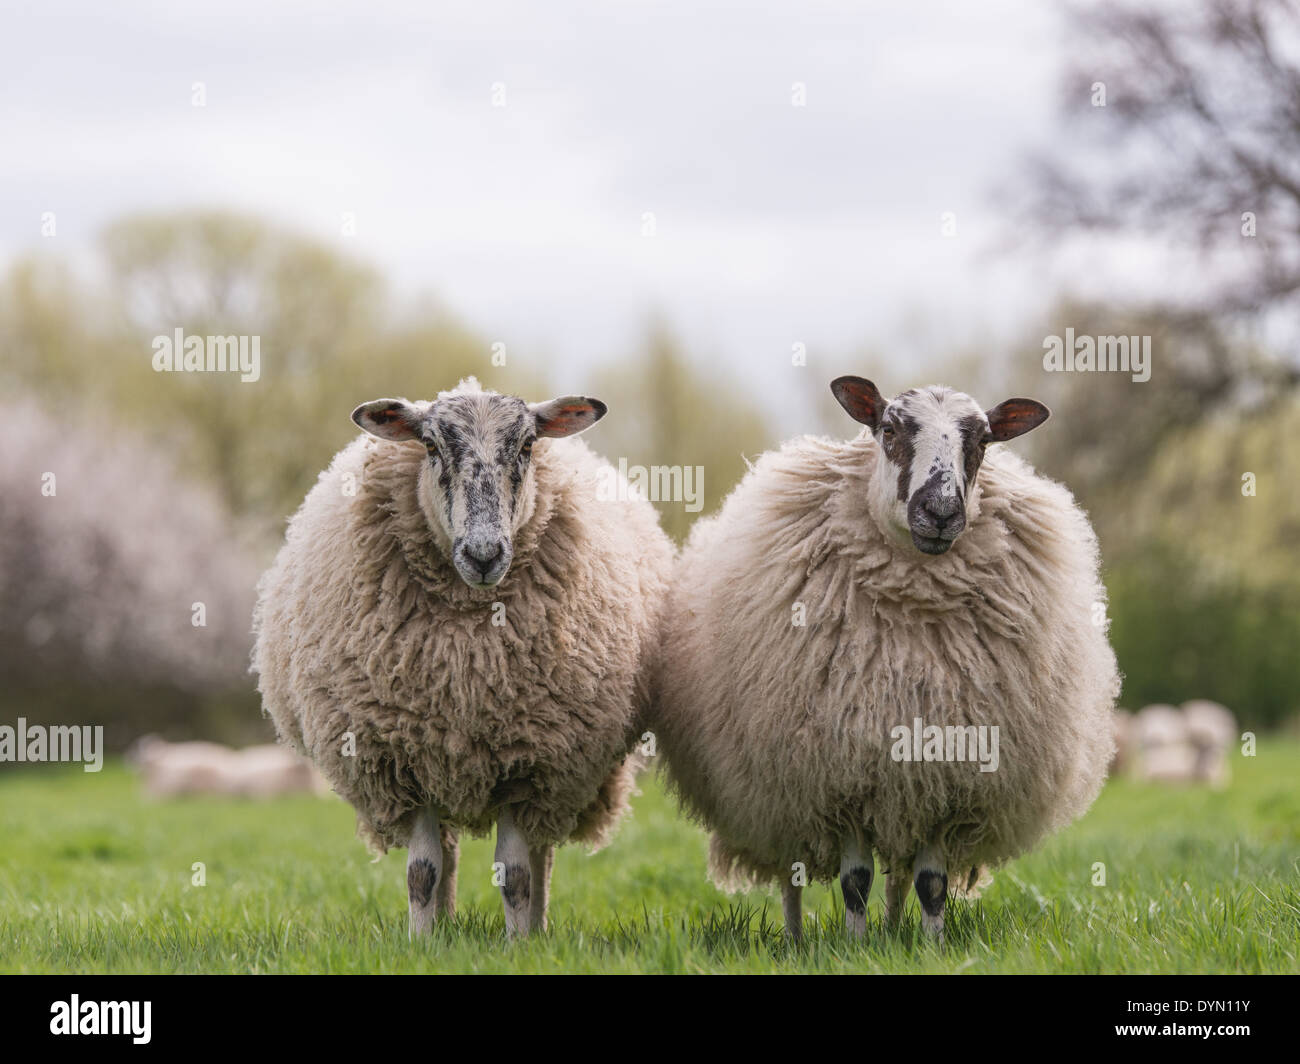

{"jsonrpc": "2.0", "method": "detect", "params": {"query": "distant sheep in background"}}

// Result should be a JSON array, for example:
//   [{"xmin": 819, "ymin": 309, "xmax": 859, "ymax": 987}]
[
  {"xmin": 1121, "ymin": 702, "xmax": 1238, "ymax": 786},
  {"xmin": 229, "ymin": 744, "xmax": 330, "ymax": 798},
  {"xmin": 1181, "ymin": 700, "xmax": 1237, "ymax": 788},
  {"xmin": 128, "ymin": 736, "xmax": 327, "ymax": 798},
  {"xmin": 1134, "ymin": 704, "xmax": 1196, "ymax": 783}
]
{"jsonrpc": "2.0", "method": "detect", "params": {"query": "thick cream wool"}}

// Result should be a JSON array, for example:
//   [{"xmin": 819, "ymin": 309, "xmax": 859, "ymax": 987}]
[
  {"xmin": 253, "ymin": 417, "xmax": 673, "ymax": 854},
  {"xmin": 651, "ymin": 430, "xmax": 1119, "ymax": 889}
]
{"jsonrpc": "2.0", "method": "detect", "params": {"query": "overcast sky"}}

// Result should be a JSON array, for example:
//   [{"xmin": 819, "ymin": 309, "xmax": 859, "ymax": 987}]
[{"xmin": 1, "ymin": 0, "xmax": 1165, "ymax": 428}]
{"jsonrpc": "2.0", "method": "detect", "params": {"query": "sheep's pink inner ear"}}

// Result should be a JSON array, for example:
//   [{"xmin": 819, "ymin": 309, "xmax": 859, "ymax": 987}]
[
  {"xmin": 830, "ymin": 376, "xmax": 885, "ymax": 430},
  {"xmin": 351, "ymin": 399, "xmax": 420, "ymax": 442},
  {"xmin": 986, "ymin": 398, "xmax": 1050, "ymax": 442},
  {"xmin": 533, "ymin": 397, "xmax": 607, "ymax": 438}
]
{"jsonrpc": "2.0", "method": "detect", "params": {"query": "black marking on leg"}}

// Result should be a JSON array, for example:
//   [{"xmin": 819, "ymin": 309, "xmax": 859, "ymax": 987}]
[
  {"xmin": 407, "ymin": 858, "xmax": 438, "ymax": 907},
  {"xmin": 840, "ymin": 866, "xmax": 873, "ymax": 916},
  {"xmin": 915, "ymin": 869, "xmax": 947, "ymax": 917},
  {"xmin": 501, "ymin": 863, "xmax": 530, "ymax": 910}
]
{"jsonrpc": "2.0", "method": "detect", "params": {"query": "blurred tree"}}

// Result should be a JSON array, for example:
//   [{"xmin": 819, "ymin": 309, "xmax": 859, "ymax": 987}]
[
  {"xmin": 593, "ymin": 319, "xmax": 770, "ymax": 542},
  {"xmin": 999, "ymin": 1, "xmax": 1300, "ymax": 725},
  {"xmin": 996, "ymin": 300, "xmax": 1287, "ymax": 509},
  {"xmin": 1103, "ymin": 393, "xmax": 1300, "ymax": 726},
  {"xmin": 0, "ymin": 257, "xmax": 131, "ymax": 401},
  {"xmin": 0, "ymin": 398, "xmax": 264, "ymax": 747},
  {"xmin": 0, "ymin": 211, "xmax": 543, "ymax": 541},
  {"xmin": 1105, "ymin": 547, "xmax": 1300, "ymax": 729},
  {"xmin": 985, "ymin": 304, "xmax": 1300, "ymax": 726},
  {"xmin": 1020, "ymin": 0, "xmax": 1300, "ymax": 366}
]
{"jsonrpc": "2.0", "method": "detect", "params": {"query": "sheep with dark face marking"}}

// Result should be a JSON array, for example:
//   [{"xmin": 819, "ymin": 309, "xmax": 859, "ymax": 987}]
[
  {"xmin": 650, "ymin": 377, "xmax": 1119, "ymax": 940},
  {"xmin": 253, "ymin": 378, "xmax": 673, "ymax": 937}
]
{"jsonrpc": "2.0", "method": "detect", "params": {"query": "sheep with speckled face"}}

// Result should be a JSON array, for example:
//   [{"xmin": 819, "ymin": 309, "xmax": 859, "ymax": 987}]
[
  {"xmin": 649, "ymin": 377, "xmax": 1119, "ymax": 941},
  {"xmin": 253, "ymin": 378, "xmax": 673, "ymax": 938}
]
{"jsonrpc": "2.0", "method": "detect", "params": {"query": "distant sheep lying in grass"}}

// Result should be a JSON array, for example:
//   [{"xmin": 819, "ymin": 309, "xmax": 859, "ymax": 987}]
[
  {"xmin": 128, "ymin": 737, "xmax": 326, "ymax": 798},
  {"xmin": 1182, "ymin": 700, "xmax": 1237, "ymax": 787},
  {"xmin": 651, "ymin": 377, "xmax": 1119, "ymax": 941},
  {"xmin": 1124, "ymin": 701, "xmax": 1237, "ymax": 787},
  {"xmin": 253, "ymin": 379, "xmax": 673, "ymax": 937},
  {"xmin": 1133, "ymin": 705, "xmax": 1194, "ymax": 783}
]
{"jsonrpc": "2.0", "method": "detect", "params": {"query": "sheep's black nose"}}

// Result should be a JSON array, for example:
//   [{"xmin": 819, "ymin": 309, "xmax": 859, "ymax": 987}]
[
  {"xmin": 466, "ymin": 540, "xmax": 505, "ymax": 573},
  {"xmin": 937, "ymin": 514, "xmax": 967, "ymax": 540}
]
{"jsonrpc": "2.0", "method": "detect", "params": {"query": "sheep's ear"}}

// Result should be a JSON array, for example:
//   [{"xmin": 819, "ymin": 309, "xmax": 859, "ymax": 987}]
[
  {"xmin": 530, "ymin": 396, "xmax": 607, "ymax": 438},
  {"xmin": 830, "ymin": 376, "xmax": 886, "ymax": 430},
  {"xmin": 351, "ymin": 398, "xmax": 423, "ymax": 442},
  {"xmin": 985, "ymin": 398, "xmax": 1050, "ymax": 442}
]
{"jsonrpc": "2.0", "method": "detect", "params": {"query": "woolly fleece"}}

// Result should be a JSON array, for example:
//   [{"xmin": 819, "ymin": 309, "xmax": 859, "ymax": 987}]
[
  {"xmin": 651, "ymin": 430, "xmax": 1119, "ymax": 888},
  {"xmin": 253, "ymin": 396, "xmax": 673, "ymax": 854}
]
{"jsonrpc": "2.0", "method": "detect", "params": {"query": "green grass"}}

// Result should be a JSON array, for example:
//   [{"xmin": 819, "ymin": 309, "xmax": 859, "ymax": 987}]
[{"xmin": 1, "ymin": 743, "xmax": 1298, "ymax": 973}]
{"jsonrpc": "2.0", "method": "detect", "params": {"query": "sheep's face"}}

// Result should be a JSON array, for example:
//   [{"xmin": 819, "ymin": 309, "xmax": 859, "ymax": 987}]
[
  {"xmin": 831, "ymin": 377, "xmax": 1049, "ymax": 556},
  {"xmin": 352, "ymin": 387, "xmax": 606, "ymax": 588}
]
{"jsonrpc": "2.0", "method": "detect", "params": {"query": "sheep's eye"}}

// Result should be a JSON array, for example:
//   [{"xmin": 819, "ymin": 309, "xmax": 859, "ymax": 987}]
[
  {"xmin": 520, "ymin": 440, "xmax": 534, "ymax": 460},
  {"xmin": 881, "ymin": 424, "xmax": 895, "ymax": 437}
]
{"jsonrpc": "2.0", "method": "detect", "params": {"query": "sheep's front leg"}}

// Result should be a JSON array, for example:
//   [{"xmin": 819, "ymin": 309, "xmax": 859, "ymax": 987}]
[
  {"xmin": 495, "ymin": 806, "xmax": 532, "ymax": 937},
  {"xmin": 781, "ymin": 876, "xmax": 803, "ymax": 942},
  {"xmin": 884, "ymin": 869, "xmax": 909, "ymax": 929},
  {"xmin": 528, "ymin": 845, "xmax": 553, "ymax": 932},
  {"xmin": 407, "ymin": 806, "xmax": 443, "ymax": 937},
  {"xmin": 839, "ymin": 837, "xmax": 873, "ymax": 939},
  {"xmin": 913, "ymin": 842, "xmax": 948, "ymax": 942}
]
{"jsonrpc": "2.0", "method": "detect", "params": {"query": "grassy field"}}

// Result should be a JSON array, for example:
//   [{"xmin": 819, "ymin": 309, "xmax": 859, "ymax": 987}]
[{"xmin": 1, "ymin": 743, "xmax": 1297, "ymax": 974}]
